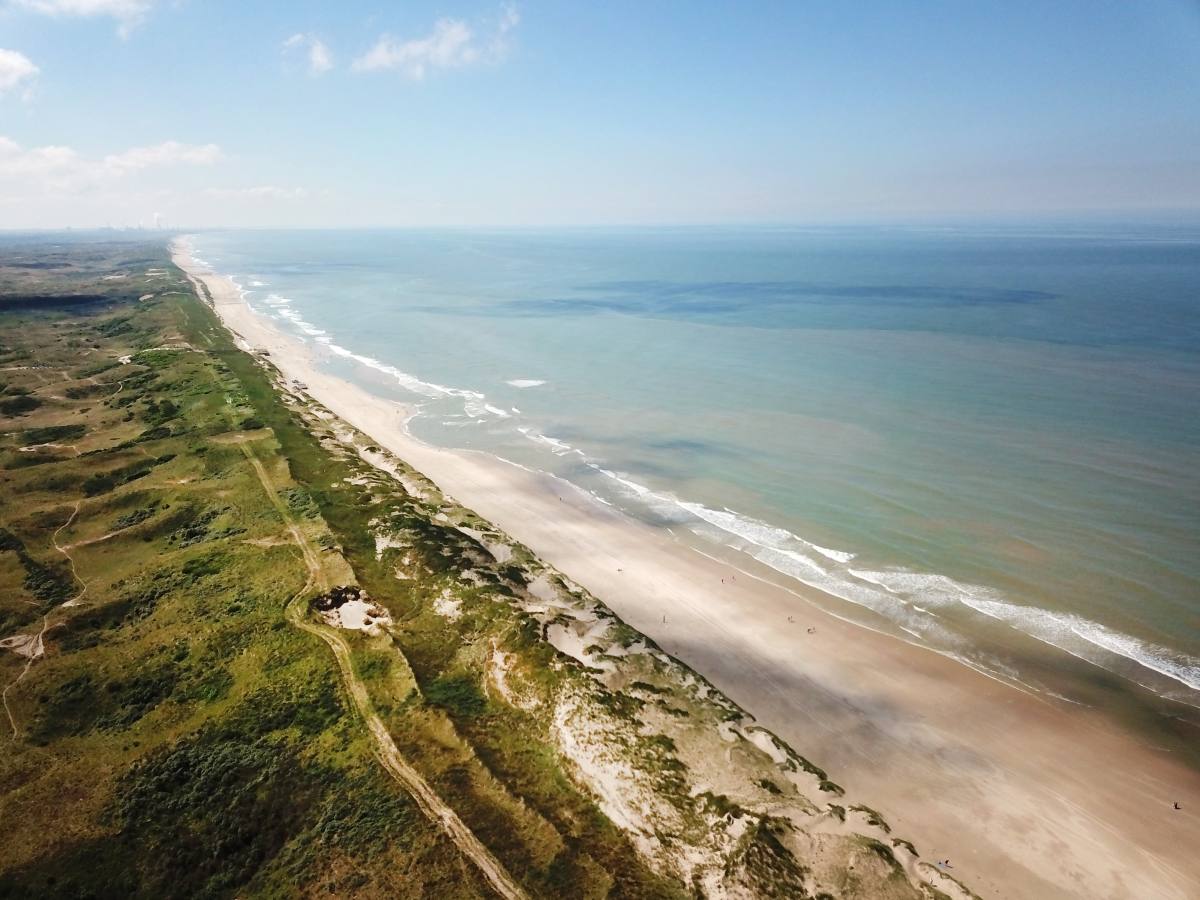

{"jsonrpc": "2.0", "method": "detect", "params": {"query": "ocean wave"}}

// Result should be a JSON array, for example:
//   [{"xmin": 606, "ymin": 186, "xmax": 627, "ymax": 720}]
[
  {"xmin": 673, "ymin": 497, "xmax": 857, "ymax": 567},
  {"xmin": 506, "ymin": 379, "xmax": 547, "ymax": 388},
  {"xmin": 321, "ymin": 341, "xmax": 484, "ymax": 401},
  {"xmin": 584, "ymin": 463, "xmax": 1200, "ymax": 702},
  {"xmin": 854, "ymin": 568, "xmax": 1200, "ymax": 697},
  {"xmin": 235, "ymin": 280, "xmax": 517, "ymax": 420},
  {"xmin": 518, "ymin": 427, "xmax": 578, "ymax": 456},
  {"xmin": 961, "ymin": 595, "xmax": 1200, "ymax": 695}
]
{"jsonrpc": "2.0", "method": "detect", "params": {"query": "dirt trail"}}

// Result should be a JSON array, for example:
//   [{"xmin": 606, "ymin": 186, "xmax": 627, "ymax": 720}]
[
  {"xmin": 237, "ymin": 439, "xmax": 528, "ymax": 900},
  {"xmin": 3, "ymin": 502, "xmax": 87, "ymax": 739}
]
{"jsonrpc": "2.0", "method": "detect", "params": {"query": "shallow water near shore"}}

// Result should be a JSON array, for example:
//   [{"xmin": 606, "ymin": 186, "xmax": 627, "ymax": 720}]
[{"xmin": 188, "ymin": 225, "xmax": 1200, "ymax": 732}]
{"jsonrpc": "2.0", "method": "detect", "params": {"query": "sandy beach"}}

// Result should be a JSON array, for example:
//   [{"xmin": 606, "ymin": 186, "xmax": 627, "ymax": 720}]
[{"xmin": 175, "ymin": 239, "xmax": 1200, "ymax": 900}]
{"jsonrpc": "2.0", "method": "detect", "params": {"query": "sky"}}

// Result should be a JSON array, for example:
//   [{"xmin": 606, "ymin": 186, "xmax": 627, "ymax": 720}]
[{"xmin": 0, "ymin": 0, "xmax": 1198, "ymax": 228}]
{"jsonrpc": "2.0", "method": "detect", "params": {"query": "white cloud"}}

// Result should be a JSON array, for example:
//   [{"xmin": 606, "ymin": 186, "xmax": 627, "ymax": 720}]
[
  {"xmin": 103, "ymin": 140, "xmax": 222, "ymax": 173},
  {"xmin": 11, "ymin": 0, "xmax": 157, "ymax": 37},
  {"xmin": 283, "ymin": 32, "xmax": 333, "ymax": 76},
  {"xmin": 206, "ymin": 185, "xmax": 310, "ymax": 201},
  {"xmin": 352, "ymin": 4, "xmax": 520, "ymax": 79},
  {"xmin": 0, "ymin": 49, "xmax": 38, "ymax": 96},
  {"xmin": 0, "ymin": 136, "xmax": 221, "ymax": 191}
]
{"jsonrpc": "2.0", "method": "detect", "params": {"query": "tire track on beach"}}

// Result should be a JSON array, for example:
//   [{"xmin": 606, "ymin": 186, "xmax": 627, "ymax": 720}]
[{"xmin": 237, "ymin": 438, "xmax": 529, "ymax": 900}]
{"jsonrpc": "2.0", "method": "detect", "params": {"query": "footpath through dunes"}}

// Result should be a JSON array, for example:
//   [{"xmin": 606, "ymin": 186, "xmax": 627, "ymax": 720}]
[
  {"xmin": 233, "ymin": 426, "xmax": 529, "ymax": 900},
  {"xmin": 174, "ymin": 236, "xmax": 1200, "ymax": 900}
]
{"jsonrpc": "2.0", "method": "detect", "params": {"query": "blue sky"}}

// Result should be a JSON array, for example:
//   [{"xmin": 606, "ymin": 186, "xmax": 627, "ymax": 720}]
[{"xmin": 1, "ymin": 0, "xmax": 1198, "ymax": 227}]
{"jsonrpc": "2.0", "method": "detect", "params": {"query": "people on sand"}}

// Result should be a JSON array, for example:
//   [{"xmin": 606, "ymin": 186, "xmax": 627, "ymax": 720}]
[
  {"xmin": 807, "ymin": 626, "xmax": 816, "ymax": 634},
  {"xmin": 1175, "ymin": 801, "xmax": 1182, "ymax": 810}
]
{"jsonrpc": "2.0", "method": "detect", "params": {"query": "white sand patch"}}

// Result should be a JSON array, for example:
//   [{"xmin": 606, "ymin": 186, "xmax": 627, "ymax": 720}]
[
  {"xmin": 432, "ymin": 590, "xmax": 462, "ymax": 621},
  {"xmin": 354, "ymin": 444, "xmax": 433, "ymax": 501},
  {"xmin": 374, "ymin": 532, "xmax": 408, "ymax": 561},
  {"xmin": 487, "ymin": 640, "xmax": 538, "ymax": 711},
  {"xmin": 554, "ymin": 698, "xmax": 656, "ymax": 848},
  {"xmin": 458, "ymin": 526, "xmax": 513, "ymax": 563},
  {"xmin": 737, "ymin": 724, "xmax": 789, "ymax": 765},
  {"xmin": 717, "ymin": 721, "xmax": 739, "ymax": 743},
  {"xmin": 398, "ymin": 473, "xmax": 431, "ymax": 500},
  {"xmin": 319, "ymin": 597, "xmax": 392, "ymax": 635},
  {"xmin": 546, "ymin": 617, "xmax": 615, "ymax": 670},
  {"xmin": 0, "ymin": 632, "xmax": 42, "ymax": 658},
  {"xmin": 527, "ymin": 573, "xmax": 561, "ymax": 604},
  {"xmin": 119, "ymin": 355, "xmax": 132, "ymax": 364},
  {"xmin": 138, "ymin": 293, "xmax": 154, "ymax": 302},
  {"xmin": 459, "ymin": 568, "xmax": 485, "ymax": 586}
]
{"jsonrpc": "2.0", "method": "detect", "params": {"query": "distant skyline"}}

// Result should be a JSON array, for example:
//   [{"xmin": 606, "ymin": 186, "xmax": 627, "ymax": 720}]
[{"xmin": 1, "ymin": 0, "xmax": 1199, "ymax": 228}]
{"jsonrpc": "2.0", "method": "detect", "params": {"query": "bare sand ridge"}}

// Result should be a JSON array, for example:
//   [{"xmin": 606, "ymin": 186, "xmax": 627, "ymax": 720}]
[{"xmin": 174, "ymin": 239, "xmax": 1200, "ymax": 900}]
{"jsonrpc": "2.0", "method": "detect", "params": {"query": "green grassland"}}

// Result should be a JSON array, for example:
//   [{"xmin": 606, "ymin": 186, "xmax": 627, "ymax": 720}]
[
  {"xmin": 0, "ymin": 241, "xmax": 490, "ymax": 898},
  {"xmin": 0, "ymin": 238, "xmax": 973, "ymax": 900}
]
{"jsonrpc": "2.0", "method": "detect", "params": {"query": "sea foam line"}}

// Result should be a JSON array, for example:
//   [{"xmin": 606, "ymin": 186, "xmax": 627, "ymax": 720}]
[
  {"xmin": 588, "ymin": 464, "xmax": 1200, "ymax": 701},
  {"xmin": 211, "ymin": 250, "xmax": 1200, "ymax": 704}
]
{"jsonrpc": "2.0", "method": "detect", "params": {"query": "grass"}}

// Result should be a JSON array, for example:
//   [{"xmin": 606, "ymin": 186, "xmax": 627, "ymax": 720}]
[{"xmin": 0, "ymin": 241, "xmax": 485, "ymax": 899}]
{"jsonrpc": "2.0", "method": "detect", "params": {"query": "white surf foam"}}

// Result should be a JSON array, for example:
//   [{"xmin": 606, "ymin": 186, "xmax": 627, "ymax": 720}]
[
  {"xmin": 854, "ymin": 568, "xmax": 1200, "ymax": 698},
  {"xmin": 518, "ymin": 427, "xmax": 578, "ymax": 456},
  {"xmin": 320, "ymin": 341, "xmax": 485, "ymax": 403},
  {"xmin": 506, "ymin": 379, "xmax": 547, "ymax": 388}
]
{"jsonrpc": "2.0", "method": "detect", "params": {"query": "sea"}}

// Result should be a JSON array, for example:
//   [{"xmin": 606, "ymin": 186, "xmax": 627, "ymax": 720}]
[{"xmin": 188, "ymin": 224, "xmax": 1200, "ymax": 737}]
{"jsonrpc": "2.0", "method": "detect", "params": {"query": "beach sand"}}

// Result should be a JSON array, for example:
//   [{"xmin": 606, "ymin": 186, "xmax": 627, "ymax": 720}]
[{"xmin": 175, "ymin": 240, "xmax": 1200, "ymax": 900}]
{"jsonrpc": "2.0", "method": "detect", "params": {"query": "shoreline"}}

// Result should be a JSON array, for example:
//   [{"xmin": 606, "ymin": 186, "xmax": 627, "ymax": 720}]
[{"xmin": 173, "ymin": 239, "xmax": 1200, "ymax": 899}]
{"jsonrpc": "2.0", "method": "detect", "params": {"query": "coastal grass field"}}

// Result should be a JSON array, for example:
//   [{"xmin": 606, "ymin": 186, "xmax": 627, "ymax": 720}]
[
  {"xmin": 0, "ymin": 239, "xmax": 970, "ymax": 899},
  {"xmin": 0, "ymin": 241, "xmax": 492, "ymax": 897}
]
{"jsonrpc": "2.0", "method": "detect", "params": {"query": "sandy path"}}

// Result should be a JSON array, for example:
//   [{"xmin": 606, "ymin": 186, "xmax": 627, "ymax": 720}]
[
  {"xmin": 175, "ymin": 240, "xmax": 1200, "ymax": 900},
  {"xmin": 238, "ymin": 437, "xmax": 528, "ymax": 900},
  {"xmin": 3, "ymin": 502, "xmax": 86, "ymax": 738}
]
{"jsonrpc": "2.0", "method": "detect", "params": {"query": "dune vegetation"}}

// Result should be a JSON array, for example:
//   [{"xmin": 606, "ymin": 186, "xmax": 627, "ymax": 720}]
[{"xmin": 0, "ymin": 237, "xmax": 974, "ymax": 899}]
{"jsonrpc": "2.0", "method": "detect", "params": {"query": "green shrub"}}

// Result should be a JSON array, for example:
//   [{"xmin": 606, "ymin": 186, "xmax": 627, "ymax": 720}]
[
  {"xmin": 1, "ymin": 394, "xmax": 42, "ymax": 416},
  {"xmin": 423, "ymin": 675, "xmax": 486, "ymax": 718},
  {"xmin": 23, "ymin": 423, "xmax": 85, "ymax": 443}
]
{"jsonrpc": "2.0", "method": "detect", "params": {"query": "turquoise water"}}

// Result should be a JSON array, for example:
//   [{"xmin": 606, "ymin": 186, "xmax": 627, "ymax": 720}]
[{"xmin": 190, "ymin": 226, "xmax": 1200, "ymax": 718}]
